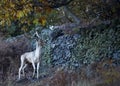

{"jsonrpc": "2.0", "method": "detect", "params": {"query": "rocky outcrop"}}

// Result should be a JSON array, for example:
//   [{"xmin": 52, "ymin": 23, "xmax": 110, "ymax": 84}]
[
  {"xmin": 40, "ymin": 29, "xmax": 80, "ymax": 68},
  {"xmin": 51, "ymin": 34, "xmax": 80, "ymax": 68}
]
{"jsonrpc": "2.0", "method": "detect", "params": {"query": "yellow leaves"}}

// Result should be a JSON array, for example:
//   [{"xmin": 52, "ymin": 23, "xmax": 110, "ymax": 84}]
[
  {"xmin": 6, "ymin": 19, "xmax": 11, "ymax": 26},
  {"xmin": 16, "ymin": 11, "xmax": 24, "ymax": 19},
  {"xmin": 0, "ymin": 19, "xmax": 11, "ymax": 26},
  {"xmin": 0, "ymin": 20, "xmax": 5, "ymax": 26},
  {"xmin": 33, "ymin": 19, "xmax": 39, "ymax": 25},
  {"xmin": 5, "ymin": 13, "xmax": 9, "ymax": 18},
  {"xmin": 10, "ymin": 3, "xmax": 15, "ymax": 8},
  {"xmin": 22, "ymin": 9, "xmax": 30, "ymax": 16},
  {"xmin": 0, "ymin": 0, "xmax": 49, "ymax": 27},
  {"xmin": 16, "ymin": 3, "xmax": 33, "ymax": 19},
  {"xmin": 23, "ymin": 3, "xmax": 33, "ymax": 12}
]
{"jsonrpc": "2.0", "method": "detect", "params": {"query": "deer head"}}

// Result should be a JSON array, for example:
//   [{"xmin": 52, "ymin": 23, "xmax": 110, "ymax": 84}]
[{"xmin": 24, "ymin": 29, "xmax": 45, "ymax": 47}]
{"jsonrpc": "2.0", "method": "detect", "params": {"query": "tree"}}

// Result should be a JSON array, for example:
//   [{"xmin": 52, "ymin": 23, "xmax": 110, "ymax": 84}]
[
  {"xmin": 0, "ymin": 0, "xmax": 119, "ymax": 36},
  {"xmin": 48, "ymin": 0, "xmax": 119, "ymax": 31},
  {"xmin": 0, "ymin": 0, "xmax": 73, "ymax": 33}
]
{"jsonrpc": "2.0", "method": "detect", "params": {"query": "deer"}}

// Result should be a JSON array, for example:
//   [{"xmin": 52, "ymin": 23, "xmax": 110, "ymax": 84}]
[{"xmin": 18, "ymin": 31, "xmax": 43, "ymax": 80}]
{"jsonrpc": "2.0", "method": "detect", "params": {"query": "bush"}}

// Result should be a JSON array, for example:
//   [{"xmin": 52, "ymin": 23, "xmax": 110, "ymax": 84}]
[{"xmin": 72, "ymin": 24, "xmax": 120, "ymax": 64}]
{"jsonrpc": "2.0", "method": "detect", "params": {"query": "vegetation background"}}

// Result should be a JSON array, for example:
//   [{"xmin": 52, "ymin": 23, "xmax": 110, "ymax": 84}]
[{"xmin": 0, "ymin": 0, "xmax": 120, "ymax": 86}]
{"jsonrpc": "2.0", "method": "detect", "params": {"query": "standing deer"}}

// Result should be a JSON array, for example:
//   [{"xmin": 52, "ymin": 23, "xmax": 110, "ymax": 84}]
[{"xmin": 18, "ymin": 31, "xmax": 42, "ymax": 80}]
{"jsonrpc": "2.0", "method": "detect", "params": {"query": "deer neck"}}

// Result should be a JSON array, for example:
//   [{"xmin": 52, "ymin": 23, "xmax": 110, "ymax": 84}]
[{"xmin": 35, "ymin": 42, "xmax": 41, "ymax": 58}]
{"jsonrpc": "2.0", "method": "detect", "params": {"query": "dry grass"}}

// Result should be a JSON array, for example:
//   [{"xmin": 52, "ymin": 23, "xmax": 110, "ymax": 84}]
[
  {"xmin": 1, "ymin": 63, "xmax": 120, "ymax": 86},
  {"xmin": 24, "ymin": 68, "xmax": 93, "ymax": 86}
]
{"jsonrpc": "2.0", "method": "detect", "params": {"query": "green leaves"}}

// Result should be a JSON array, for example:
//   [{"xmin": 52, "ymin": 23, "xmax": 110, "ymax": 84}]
[{"xmin": 72, "ymin": 25, "xmax": 120, "ymax": 64}]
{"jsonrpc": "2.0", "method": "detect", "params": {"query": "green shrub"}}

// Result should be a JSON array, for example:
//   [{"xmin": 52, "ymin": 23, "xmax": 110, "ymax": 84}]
[{"xmin": 72, "ymin": 24, "xmax": 120, "ymax": 64}]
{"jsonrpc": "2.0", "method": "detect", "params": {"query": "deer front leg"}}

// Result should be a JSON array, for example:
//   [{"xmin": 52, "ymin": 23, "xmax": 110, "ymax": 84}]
[
  {"xmin": 37, "ymin": 62, "xmax": 40, "ymax": 79},
  {"xmin": 32, "ymin": 62, "xmax": 35, "ymax": 78}
]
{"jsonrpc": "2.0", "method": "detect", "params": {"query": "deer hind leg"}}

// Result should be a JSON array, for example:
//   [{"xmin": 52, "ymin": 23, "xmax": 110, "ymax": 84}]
[
  {"xmin": 22, "ymin": 64, "xmax": 27, "ymax": 76},
  {"xmin": 18, "ymin": 55, "xmax": 25, "ymax": 80},
  {"xmin": 32, "ymin": 61, "xmax": 35, "ymax": 78},
  {"xmin": 37, "ymin": 62, "xmax": 40, "ymax": 79}
]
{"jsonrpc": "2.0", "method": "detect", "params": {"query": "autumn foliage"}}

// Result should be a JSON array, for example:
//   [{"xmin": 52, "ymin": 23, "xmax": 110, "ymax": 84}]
[{"xmin": 0, "ymin": 0, "xmax": 52, "ymax": 28}]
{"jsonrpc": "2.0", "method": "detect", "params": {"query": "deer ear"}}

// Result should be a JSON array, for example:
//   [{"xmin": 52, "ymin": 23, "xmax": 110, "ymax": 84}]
[{"xmin": 35, "ymin": 31, "xmax": 40, "ymax": 38}]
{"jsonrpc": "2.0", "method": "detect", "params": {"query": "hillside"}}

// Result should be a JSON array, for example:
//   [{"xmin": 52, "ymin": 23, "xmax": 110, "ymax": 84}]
[{"xmin": 0, "ymin": 20, "xmax": 120, "ymax": 86}]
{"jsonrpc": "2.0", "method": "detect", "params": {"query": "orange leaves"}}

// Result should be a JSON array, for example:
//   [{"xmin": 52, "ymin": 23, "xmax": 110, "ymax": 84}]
[
  {"xmin": 39, "ymin": 16, "xmax": 46, "ymax": 26},
  {"xmin": 33, "ymin": 16, "xmax": 46, "ymax": 26},
  {"xmin": 45, "ymin": 7, "xmax": 52, "ymax": 14}
]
